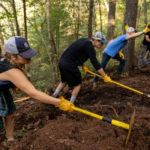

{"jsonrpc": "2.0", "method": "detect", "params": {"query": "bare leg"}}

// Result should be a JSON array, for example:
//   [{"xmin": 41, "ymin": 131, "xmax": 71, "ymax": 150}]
[
  {"xmin": 53, "ymin": 82, "xmax": 66, "ymax": 97},
  {"xmin": 70, "ymin": 84, "xmax": 81, "ymax": 103},
  {"xmin": 4, "ymin": 113, "xmax": 15, "ymax": 141}
]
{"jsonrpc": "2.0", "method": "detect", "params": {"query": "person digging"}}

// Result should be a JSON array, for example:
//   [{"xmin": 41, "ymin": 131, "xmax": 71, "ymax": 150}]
[
  {"xmin": 93, "ymin": 25, "xmax": 150, "ymax": 87},
  {"xmin": 138, "ymin": 23, "xmax": 150, "ymax": 69},
  {"xmin": 0, "ymin": 36, "xmax": 73, "ymax": 147},
  {"xmin": 53, "ymin": 32, "xmax": 112, "ymax": 104}
]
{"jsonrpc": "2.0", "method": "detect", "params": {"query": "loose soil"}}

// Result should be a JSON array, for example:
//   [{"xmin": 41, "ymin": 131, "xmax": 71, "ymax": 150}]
[{"xmin": 1, "ymin": 67, "xmax": 150, "ymax": 150}]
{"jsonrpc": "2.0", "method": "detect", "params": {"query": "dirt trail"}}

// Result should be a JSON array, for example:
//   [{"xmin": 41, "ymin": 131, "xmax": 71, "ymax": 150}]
[{"xmin": 1, "ymin": 69, "xmax": 150, "ymax": 150}]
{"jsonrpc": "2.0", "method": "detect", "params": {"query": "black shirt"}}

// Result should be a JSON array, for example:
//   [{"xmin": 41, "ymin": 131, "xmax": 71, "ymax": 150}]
[
  {"xmin": 0, "ymin": 56, "xmax": 15, "ymax": 89},
  {"xmin": 143, "ymin": 32, "xmax": 150, "ymax": 50},
  {"xmin": 59, "ymin": 38, "xmax": 101, "ymax": 70}
]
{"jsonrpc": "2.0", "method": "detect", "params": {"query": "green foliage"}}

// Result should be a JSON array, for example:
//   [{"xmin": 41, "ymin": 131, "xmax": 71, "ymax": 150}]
[{"xmin": 0, "ymin": 0, "xmax": 149, "ymax": 88}]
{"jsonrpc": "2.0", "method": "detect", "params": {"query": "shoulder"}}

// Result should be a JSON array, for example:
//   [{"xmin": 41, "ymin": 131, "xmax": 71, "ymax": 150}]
[
  {"xmin": 0, "ymin": 58, "xmax": 16, "ymax": 73},
  {"xmin": 79, "ymin": 38, "xmax": 91, "ymax": 43},
  {"xmin": 119, "ymin": 34, "xmax": 128, "ymax": 39}
]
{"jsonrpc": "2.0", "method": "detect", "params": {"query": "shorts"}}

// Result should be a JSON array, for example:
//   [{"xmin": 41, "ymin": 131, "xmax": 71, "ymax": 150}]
[
  {"xmin": 0, "ymin": 90, "xmax": 16, "ymax": 117},
  {"xmin": 59, "ymin": 62, "xmax": 81, "ymax": 87},
  {"xmin": 0, "ymin": 117, "xmax": 3, "ymax": 130}
]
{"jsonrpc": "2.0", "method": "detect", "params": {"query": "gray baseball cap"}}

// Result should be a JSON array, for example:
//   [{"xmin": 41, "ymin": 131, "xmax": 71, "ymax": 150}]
[
  {"xmin": 126, "ymin": 27, "xmax": 135, "ymax": 33},
  {"xmin": 92, "ymin": 32, "xmax": 108, "ymax": 44},
  {"xmin": 4, "ymin": 36, "xmax": 37, "ymax": 59}
]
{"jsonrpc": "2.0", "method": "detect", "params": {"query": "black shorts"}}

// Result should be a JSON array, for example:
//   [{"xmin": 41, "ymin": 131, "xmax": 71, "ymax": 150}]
[{"xmin": 59, "ymin": 62, "xmax": 81, "ymax": 87}]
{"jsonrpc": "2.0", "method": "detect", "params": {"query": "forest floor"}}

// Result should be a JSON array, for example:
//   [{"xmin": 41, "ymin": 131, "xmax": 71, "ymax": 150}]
[{"xmin": 1, "ymin": 66, "xmax": 150, "ymax": 150}]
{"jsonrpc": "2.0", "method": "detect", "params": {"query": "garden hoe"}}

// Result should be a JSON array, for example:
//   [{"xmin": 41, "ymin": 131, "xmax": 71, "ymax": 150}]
[
  {"xmin": 82, "ymin": 65, "xmax": 150, "ymax": 98},
  {"xmin": 125, "ymin": 109, "xmax": 136, "ymax": 145},
  {"xmin": 14, "ymin": 96, "xmax": 135, "ymax": 143},
  {"xmin": 14, "ymin": 97, "xmax": 31, "ymax": 103},
  {"xmin": 71, "ymin": 104, "xmax": 135, "ymax": 144}
]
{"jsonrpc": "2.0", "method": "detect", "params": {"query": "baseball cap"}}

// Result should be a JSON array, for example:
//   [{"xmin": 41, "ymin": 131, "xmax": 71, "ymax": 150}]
[
  {"xmin": 92, "ymin": 32, "xmax": 108, "ymax": 44},
  {"xmin": 126, "ymin": 27, "xmax": 135, "ymax": 33},
  {"xmin": 4, "ymin": 36, "xmax": 37, "ymax": 59}
]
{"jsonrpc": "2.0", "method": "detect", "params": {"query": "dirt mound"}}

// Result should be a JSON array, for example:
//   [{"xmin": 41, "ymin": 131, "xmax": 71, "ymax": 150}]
[{"xmin": 1, "ymin": 70, "xmax": 150, "ymax": 150}]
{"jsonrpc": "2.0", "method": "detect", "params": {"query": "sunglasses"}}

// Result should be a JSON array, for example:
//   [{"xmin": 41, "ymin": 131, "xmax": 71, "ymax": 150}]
[{"xmin": 97, "ymin": 40, "xmax": 103, "ymax": 45}]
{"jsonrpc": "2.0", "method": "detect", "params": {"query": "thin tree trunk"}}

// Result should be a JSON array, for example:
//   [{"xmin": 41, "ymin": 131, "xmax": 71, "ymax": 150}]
[
  {"xmin": 0, "ymin": 25, "xmax": 4, "ymax": 55},
  {"xmin": 98, "ymin": 1, "xmax": 102, "ymax": 32},
  {"xmin": 107, "ymin": 0, "xmax": 116, "ymax": 41},
  {"xmin": 46, "ymin": 0, "xmax": 58, "ymax": 83},
  {"xmin": 104, "ymin": 0, "xmax": 109, "ymax": 12},
  {"xmin": 93, "ymin": 3, "xmax": 97, "ymax": 32},
  {"xmin": 0, "ymin": 3, "xmax": 15, "ymax": 36},
  {"xmin": 88, "ymin": 0, "xmax": 94, "ymax": 39},
  {"xmin": 137, "ymin": 0, "xmax": 143, "ymax": 27},
  {"xmin": 11, "ymin": 0, "xmax": 21, "ymax": 36},
  {"xmin": 123, "ymin": 0, "xmax": 138, "ymax": 73},
  {"xmin": 76, "ymin": 0, "xmax": 81, "ymax": 39},
  {"xmin": 143, "ymin": 0, "xmax": 147, "ymax": 25},
  {"xmin": 56, "ymin": 20, "xmax": 60, "ymax": 51},
  {"xmin": 23, "ymin": 0, "xmax": 27, "ymax": 39}
]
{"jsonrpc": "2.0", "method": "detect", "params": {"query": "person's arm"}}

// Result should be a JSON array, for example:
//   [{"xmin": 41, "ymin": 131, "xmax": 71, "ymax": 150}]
[
  {"xmin": 1, "ymin": 68, "xmax": 60, "ymax": 105},
  {"xmin": 125, "ymin": 32, "xmax": 143, "ymax": 40},
  {"xmin": 145, "ymin": 35, "xmax": 150, "ymax": 42},
  {"xmin": 126, "ymin": 25, "xmax": 150, "ymax": 40},
  {"xmin": 97, "ymin": 68, "xmax": 106, "ymax": 77},
  {"xmin": 86, "ymin": 43, "xmax": 102, "ymax": 71}
]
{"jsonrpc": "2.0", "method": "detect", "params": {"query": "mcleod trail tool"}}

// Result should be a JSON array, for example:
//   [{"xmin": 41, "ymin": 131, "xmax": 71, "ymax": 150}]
[
  {"xmin": 82, "ymin": 65, "xmax": 150, "ymax": 97},
  {"xmin": 125, "ymin": 110, "xmax": 136, "ymax": 144},
  {"xmin": 14, "ymin": 97, "xmax": 31, "ymax": 103},
  {"xmin": 72, "ymin": 105, "xmax": 129, "ymax": 130}
]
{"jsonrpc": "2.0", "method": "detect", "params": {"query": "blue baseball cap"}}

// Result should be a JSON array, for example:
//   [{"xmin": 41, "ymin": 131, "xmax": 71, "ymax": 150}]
[
  {"xmin": 92, "ymin": 32, "xmax": 108, "ymax": 44},
  {"xmin": 4, "ymin": 36, "xmax": 37, "ymax": 59}
]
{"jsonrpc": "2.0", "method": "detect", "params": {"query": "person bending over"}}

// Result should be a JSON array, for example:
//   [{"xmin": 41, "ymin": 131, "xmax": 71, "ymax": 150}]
[
  {"xmin": 138, "ymin": 23, "xmax": 150, "ymax": 69},
  {"xmin": 53, "ymin": 32, "xmax": 112, "ymax": 104},
  {"xmin": 0, "ymin": 36, "xmax": 73, "ymax": 145},
  {"xmin": 93, "ymin": 25, "xmax": 150, "ymax": 84}
]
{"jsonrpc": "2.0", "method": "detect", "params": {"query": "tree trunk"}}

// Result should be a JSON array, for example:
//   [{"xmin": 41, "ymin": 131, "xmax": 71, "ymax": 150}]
[
  {"xmin": 107, "ymin": 0, "xmax": 116, "ymax": 41},
  {"xmin": 76, "ymin": 0, "xmax": 81, "ymax": 39},
  {"xmin": 98, "ymin": 1, "xmax": 102, "ymax": 32},
  {"xmin": 46, "ymin": 0, "xmax": 58, "ymax": 83},
  {"xmin": 104, "ymin": 0, "xmax": 109, "ymax": 12},
  {"xmin": 23, "ymin": 0, "xmax": 27, "ymax": 39},
  {"xmin": 11, "ymin": 0, "xmax": 21, "ymax": 36},
  {"xmin": 93, "ymin": 3, "xmax": 97, "ymax": 32},
  {"xmin": 0, "ymin": 25, "xmax": 4, "ymax": 55},
  {"xmin": 88, "ymin": 0, "xmax": 94, "ymax": 39},
  {"xmin": 137, "ymin": 0, "xmax": 143, "ymax": 27},
  {"xmin": 123, "ymin": 0, "xmax": 138, "ymax": 73},
  {"xmin": 0, "ymin": 3, "xmax": 15, "ymax": 36},
  {"xmin": 143, "ymin": 0, "xmax": 147, "ymax": 25}
]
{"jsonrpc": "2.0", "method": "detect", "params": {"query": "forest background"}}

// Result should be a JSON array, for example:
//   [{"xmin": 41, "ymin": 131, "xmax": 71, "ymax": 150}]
[{"xmin": 0, "ymin": 0, "xmax": 149, "ymax": 93}]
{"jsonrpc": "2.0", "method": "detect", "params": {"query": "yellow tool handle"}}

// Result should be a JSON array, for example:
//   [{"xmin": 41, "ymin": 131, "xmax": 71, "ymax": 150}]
[
  {"xmin": 88, "ymin": 70, "xmax": 144, "ymax": 95},
  {"xmin": 72, "ymin": 106, "xmax": 103, "ymax": 120},
  {"xmin": 72, "ymin": 106, "xmax": 129, "ymax": 130},
  {"xmin": 14, "ymin": 97, "xmax": 31, "ymax": 103},
  {"xmin": 112, "ymin": 120, "xmax": 129, "ymax": 130}
]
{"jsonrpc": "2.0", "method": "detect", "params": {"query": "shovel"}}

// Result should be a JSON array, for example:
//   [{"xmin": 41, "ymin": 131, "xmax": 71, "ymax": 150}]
[{"xmin": 82, "ymin": 65, "xmax": 150, "ymax": 97}]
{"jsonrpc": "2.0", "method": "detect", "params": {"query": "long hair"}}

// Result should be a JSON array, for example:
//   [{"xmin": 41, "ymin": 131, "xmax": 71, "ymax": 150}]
[{"xmin": 4, "ymin": 52, "xmax": 27, "ymax": 75}]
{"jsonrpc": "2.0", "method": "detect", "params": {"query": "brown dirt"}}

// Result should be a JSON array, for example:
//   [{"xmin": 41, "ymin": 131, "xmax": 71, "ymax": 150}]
[{"xmin": 1, "ymin": 68, "xmax": 150, "ymax": 150}]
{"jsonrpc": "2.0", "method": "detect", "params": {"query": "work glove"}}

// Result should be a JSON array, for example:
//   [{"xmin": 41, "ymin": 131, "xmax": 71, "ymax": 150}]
[
  {"xmin": 82, "ymin": 64, "xmax": 88, "ymax": 73},
  {"xmin": 118, "ymin": 51, "xmax": 124, "ymax": 59},
  {"xmin": 143, "ymin": 25, "xmax": 150, "ymax": 34},
  {"xmin": 56, "ymin": 96, "xmax": 74, "ymax": 112},
  {"xmin": 103, "ymin": 74, "xmax": 112, "ymax": 82}
]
